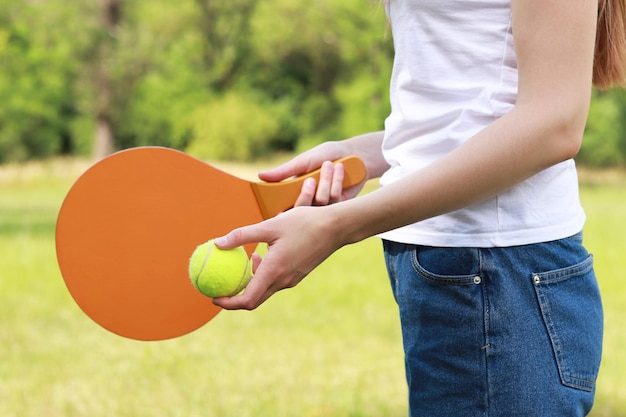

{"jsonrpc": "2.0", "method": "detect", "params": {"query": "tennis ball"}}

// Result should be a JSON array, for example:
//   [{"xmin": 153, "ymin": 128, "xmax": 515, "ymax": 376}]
[{"xmin": 188, "ymin": 239, "xmax": 252, "ymax": 298}]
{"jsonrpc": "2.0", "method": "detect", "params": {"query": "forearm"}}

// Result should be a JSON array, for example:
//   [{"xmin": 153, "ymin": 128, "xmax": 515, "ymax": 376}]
[
  {"xmin": 332, "ymin": 102, "xmax": 589, "ymax": 245},
  {"xmin": 341, "ymin": 130, "xmax": 389, "ymax": 180}
]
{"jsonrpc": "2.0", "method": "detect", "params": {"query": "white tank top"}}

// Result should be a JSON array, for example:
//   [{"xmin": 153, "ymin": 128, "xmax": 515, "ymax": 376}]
[{"xmin": 378, "ymin": 0, "xmax": 586, "ymax": 247}]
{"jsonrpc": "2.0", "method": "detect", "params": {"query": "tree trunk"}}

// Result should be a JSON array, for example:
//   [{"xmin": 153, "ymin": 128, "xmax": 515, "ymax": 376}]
[
  {"xmin": 93, "ymin": 0, "xmax": 121, "ymax": 160},
  {"xmin": 94, "ymin": 116, "xmax": 115, "ymax": 159}
]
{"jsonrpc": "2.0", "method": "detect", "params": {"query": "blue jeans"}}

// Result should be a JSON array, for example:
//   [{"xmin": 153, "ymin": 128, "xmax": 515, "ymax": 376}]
[{"xmin": 383, "ymin": 232, "xmax": 603, "ymax": 417}]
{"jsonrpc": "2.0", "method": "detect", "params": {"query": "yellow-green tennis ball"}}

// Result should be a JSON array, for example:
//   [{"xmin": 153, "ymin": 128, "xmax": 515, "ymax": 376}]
[{"xmin": 188, "ymin": 240, "xmax": 252, "ymax": 298}]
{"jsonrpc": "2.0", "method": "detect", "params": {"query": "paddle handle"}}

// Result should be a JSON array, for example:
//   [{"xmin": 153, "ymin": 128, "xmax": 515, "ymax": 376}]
[{"xmin": 251, "ymin": 156, "xmax": 367, "ymax": 219}]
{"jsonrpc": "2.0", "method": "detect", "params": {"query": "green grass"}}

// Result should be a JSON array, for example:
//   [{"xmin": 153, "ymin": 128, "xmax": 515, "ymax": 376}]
[
  {"xmin": 0, "ymin": 160, "xmax": 624, "ymax": 417},
  {"xmin": 580, "ymin": 175, "xmax": 626, "ymax": 417}
]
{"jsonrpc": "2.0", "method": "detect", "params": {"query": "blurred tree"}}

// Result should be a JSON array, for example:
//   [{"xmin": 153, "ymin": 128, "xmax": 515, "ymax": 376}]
[
  {"xmin": 88, "ymin": 0, "xmax": 202, "ymax": 156},
  {"xmin": 194, "ymin": 0, "xmax": 258, "ymax": 91},
  {"xmin": 93, "ymin": 0, "xmax": 122, "ymax": 159},
  {"xmin": 227, "ymin": 0, "xmax": 392, "ymax": 155},
  {"xmin": 2, "ymin": 0, "xmax": 623, "ymax": 167},
  {"xmin": 0, "ymin": 1, "xmax": 86, "ymax": 162},
  {"xmin": 187, "ymin": 91, "xmax": 279, "ymax": 160},
  {"xmin": 579, "ymin": 89, "xmax": 626, "ymax": 167},
  {"xmin": 0, "ymin": 0, "xmax": 393, "ymax": 162}
]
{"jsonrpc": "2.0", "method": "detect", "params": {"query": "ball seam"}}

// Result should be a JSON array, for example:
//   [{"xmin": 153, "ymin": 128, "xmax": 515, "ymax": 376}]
[
  {"xmin": 232, "ymin": 255, "xmax": 251, "ymax": 295},
  {"xmin": 197, "ymin": 243, "xmax": 213, "ymax": 289}
]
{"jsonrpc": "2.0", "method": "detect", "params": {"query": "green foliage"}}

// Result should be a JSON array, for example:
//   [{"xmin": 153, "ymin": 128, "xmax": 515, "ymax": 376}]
[
  {"xmin": 0, "ymin": 0, "xmax": 393, "ymax": 162},
  {"xmin": 186, "ymin": 92, "xmax": 280, "ymax": 161},
  {"xmin": 193, "ymin": 0, "xmax": 259, "ymax": 91},
  {"xmin": 245, "ymin": 0, "xmax": 391, "ymax": 150},
  {"xmin": 4, "ymin": 0, "xmax": 625, "ymax": 167},
  {"xmin": 579, "ymin": 89, "xmax": 626, "ymax": 167},
  {"xmin": 0, "ymin": 1, "xmax": 87, "ymax": 162},
  {"xmin": 90, "ymin": 0, "xmax": 206, "ymax": 152},
  {"xmin": 334, "ymin": 71, "xmax": 390, "ymax": 137}
]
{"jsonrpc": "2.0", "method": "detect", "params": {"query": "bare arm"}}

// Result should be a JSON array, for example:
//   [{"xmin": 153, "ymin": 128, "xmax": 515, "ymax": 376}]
[
  {"xmin": 334, "ymin": 0, "xmax": 597, "ymax": 243},
  {"xmin": 214, "ymin": 0, "xmax": 597, "ymax": 310}
]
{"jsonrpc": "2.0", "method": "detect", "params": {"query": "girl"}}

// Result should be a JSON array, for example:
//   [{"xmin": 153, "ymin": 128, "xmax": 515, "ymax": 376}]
[{"xmin": 214, "ymin": 1, "xmax": 625, "ymax": 415}]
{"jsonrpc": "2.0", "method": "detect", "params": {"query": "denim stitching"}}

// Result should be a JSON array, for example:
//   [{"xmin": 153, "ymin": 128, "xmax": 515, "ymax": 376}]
[
  {"xmin": 479, "ymin": 249, "xmax": 492, "ymax": 415},
  {"xmin": 532, "ymin": 255, "xmax": 594, "ymax": 284},
  {"xmin": 532, "ymin": 254, "xmax": 597, "ymax": 391},
  {"xmin": 410, "ymin": 248, "xmax": 480, "ymax": 285}
]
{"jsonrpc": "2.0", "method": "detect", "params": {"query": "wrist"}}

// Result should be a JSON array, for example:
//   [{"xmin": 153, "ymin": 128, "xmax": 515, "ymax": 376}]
[{"xmin": 324, "ymin": 198, "xmax": 373, "ymax": 247}]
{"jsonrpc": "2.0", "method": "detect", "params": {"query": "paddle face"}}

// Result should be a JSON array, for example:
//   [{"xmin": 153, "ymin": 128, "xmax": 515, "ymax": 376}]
[{"xmin": 56, "ymin": 147, "xmax": 366, "ymax": 341}]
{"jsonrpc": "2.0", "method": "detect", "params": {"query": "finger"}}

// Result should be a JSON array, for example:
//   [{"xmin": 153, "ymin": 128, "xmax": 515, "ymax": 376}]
[
  {"xmin": 251, "ymin": 252, "xmax": 262, "ymax": 274},
  {"xmin": 212, "ymin": 278, "xmax": 266, "ymax": 310},
  {"xmin": 214, "ymin": 222, "xmax": 270, "ymax": 250},
  {"xmin": 212, "ymin": 260, "xmax": 282, "ymax": 310},
  {"xmin": 213, "ymin": 288, "xmax": 273, "ymax": 311},
  {"xmin": 314, "ymin": 161, "xmax": 334, "ymax": 205},
  {"xmin": 329, "ymin": 163, "xmax": 345, "ymax": 203},
  {"xmin": 293, "ymin": 177, "xmax": 317, "ymax": 207}
]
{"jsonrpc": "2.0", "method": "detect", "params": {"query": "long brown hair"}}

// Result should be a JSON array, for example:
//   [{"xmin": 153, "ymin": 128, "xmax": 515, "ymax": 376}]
[{"xmin": 595, "ymin": 0, "xmax": 626, "ymax": 89}]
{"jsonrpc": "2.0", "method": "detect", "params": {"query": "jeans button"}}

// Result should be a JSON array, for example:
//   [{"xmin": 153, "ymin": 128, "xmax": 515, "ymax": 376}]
[{"xmin": 473, "ymin": 276, "xmax": 482, "ymax": 284}]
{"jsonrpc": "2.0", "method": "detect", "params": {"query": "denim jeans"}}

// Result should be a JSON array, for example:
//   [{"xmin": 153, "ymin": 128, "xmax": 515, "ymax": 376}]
[{"xmin": 383, "ymin": 232, "xmax": 603, "ymax": 417}]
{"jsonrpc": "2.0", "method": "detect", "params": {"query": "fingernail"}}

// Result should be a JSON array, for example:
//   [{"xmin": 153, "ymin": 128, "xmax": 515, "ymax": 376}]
[
  {"xmin": 304, "ymin": 177, "xmax": 316, "ymax": 189},
  {"xmin": 214, "ymin": 237, "xmax": 226, "ymax": 247}
]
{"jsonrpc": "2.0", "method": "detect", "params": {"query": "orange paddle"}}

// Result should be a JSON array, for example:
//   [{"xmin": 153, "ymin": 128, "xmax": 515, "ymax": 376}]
[{"xmin": 55, "ymin": 147, "xmax": 366, "ymax": 341}]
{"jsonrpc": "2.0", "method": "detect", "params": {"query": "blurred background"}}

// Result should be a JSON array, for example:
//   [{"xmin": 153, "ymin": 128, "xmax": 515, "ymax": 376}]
[
  {"xmin": 0, "ymin": 0, "xmax": 393, "ymax": 163},
  {"xmin": 1, "ymin": 1, "xmax": 624, "ymax": 416}
]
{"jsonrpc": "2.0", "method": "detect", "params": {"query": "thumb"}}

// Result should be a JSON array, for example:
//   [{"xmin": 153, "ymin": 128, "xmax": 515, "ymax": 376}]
[{"xmin": 258, "ymin": 159, "xmax": 309, "ymax": 183}]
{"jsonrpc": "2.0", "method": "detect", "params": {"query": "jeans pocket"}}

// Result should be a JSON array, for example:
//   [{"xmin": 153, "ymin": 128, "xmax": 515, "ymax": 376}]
[
  {"xmin": 411, "ymin": 246, "xmax": 482, "ymax": 285},
  {"xmin": 532, "ymin": 255, "xmax": 603, "ymax": 392}
]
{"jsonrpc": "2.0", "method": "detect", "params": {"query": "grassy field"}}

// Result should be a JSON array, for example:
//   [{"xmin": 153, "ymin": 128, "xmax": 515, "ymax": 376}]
[{"xmin": 0, "ymin": 159, "xmax": 624, "ymax": 417}]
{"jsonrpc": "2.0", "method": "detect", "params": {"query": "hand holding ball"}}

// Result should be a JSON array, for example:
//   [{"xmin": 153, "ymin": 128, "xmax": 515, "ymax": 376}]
[{"xmin": 188, "ymin": 239, "xmax": 252, "ymax": 298}]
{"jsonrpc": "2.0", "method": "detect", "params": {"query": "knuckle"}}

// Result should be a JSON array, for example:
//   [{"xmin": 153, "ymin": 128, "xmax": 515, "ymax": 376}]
[
  {"xmin": 284, "ymin": 280, "xmax": 298, "ymax": 289},
  {"xmin": 241, "ymin": 299, "xmax": 258, "ymax": 311},
  {"xmin": 234, "ymin": 294, "xmax": 258, "ymax": 310},
  {"xmin": 229, "ymin": 228, "xmax": 244, "ymax": 241}
]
